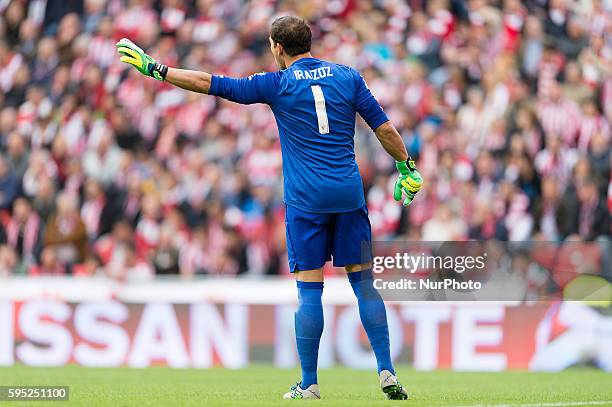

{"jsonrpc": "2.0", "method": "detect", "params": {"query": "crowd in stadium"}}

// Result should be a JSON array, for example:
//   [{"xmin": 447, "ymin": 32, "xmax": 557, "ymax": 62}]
[{"xmin": 0, "ymin": 0, "xmax": 610, "ymax": 278}]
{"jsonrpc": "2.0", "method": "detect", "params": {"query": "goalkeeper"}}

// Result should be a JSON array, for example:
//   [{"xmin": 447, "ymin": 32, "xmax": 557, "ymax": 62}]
[{"xmin": 117, "ymin": 16, "xmax": 422, "ymax": 401}]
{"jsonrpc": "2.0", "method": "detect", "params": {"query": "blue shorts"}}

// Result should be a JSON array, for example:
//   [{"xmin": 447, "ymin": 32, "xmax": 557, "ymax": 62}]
[{"xmin": 285, "ymin": 204, "xmax": 372, "ymax": 272}]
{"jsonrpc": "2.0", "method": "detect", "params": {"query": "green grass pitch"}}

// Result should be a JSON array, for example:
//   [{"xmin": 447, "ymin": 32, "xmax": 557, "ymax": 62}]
[{"xmin": 1, "ymin": 365, "xmax": 611, "ymax": 406}]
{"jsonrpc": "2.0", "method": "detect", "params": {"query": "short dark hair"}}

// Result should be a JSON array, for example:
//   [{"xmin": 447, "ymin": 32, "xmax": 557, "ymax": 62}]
[{"xmin": 270, "ymin": 16, "xmax": 311, "ymax": 57}]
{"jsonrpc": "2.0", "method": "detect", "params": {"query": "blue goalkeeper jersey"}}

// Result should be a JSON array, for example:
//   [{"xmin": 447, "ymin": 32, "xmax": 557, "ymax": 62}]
[{"xmin": 209, "ymin": 57, "xmax": 388, "ymax": 213}]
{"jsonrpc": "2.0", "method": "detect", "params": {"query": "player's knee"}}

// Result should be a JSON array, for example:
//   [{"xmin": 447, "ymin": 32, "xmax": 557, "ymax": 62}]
[
  {"xmin": 345, "ymin": 262, "xmax": 372, "ymax": 273},
  {"xmin": 295, "ymin": 268, "xmax": 324, "ymax": 282}
]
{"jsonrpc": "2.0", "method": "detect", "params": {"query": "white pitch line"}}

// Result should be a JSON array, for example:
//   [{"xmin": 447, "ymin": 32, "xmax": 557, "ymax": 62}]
[{"xmin": 458, "ymin": 401, "xmax": 612, "ymax": 407}]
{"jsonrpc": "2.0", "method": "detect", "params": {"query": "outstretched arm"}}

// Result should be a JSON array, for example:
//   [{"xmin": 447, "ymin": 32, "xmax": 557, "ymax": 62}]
[
  {"xmin": 116, "ymin": 38, "xmax": 276, "ymax": 104},
  {"xmin": 116, "ymin": 38, "xmax": 212, "ymax": 93},
  {"xmin": 165, "ymin": 68, "xmax": 212, "ymax": 94}
]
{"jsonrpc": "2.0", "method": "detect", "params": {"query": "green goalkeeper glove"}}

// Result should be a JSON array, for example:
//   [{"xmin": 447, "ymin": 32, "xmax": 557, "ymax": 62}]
[
  {"xmin": 116, "ymin": 38, "xmax": 168, "ymax": 81},
  {"xmin": 393, "ymin": 160, "xmax": 423, "ymax": 206}
]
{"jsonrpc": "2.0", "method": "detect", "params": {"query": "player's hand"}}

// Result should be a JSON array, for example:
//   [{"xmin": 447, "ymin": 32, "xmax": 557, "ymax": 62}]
[
  {"xmin": 116, "ymin": 38, "xmax": 166, "ymax": 81},
  {"xmin": 393, "ymin": 160, "xmax": 422, "ymax": 206}
]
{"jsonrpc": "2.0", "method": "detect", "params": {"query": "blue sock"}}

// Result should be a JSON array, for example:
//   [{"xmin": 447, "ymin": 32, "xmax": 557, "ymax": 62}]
[
  {"xmin": 295, "ymin": 281, "xmax": 324, "ymax": 388},
  {"xmin": 348, "ymin": 269, "xmax": 394, "ymax": 375}
]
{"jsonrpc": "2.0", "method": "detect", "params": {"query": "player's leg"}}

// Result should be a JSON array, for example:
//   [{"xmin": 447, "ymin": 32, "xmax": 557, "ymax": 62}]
[
  {"xmin": 290, "ymin": 268, "xmax": 324, "ymax": 398},
  {"xmin": 333, "ymin": 206, "xmax": 408, "ymax": 400},
  {"xmin": 332, "ymin": 206, "xmax": 394, "ymax": 374},
  {"xmin": 345, "ymin": 262, "xmax": 394, "ymax": 374},
  {"xmin": 344, "ymin": 262, "xmax": 406, "ymax": 399},
  {"xmin": 283, "ymin": 206, "xmax": 329, "ymax": 399}
]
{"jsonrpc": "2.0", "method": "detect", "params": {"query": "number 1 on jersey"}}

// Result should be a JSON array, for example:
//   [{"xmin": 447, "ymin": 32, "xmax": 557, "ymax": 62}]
[{"xmin": 310, "ymin": 85, "xmax": 329, "ymax": 134}]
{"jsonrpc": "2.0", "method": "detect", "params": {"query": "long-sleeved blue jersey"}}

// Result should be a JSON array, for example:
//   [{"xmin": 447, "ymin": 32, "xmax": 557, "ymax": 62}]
[{"xmin": 209, "ymin": 57, "xmax": 388, "ymax": 213}]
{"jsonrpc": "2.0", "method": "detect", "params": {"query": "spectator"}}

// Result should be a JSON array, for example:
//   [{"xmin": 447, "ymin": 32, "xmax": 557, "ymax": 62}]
[
  {"xmin": 31, "ymin": 176, "xmax": 57, "ymax": 223},
  {"xmin": 557, "ymin": 179, "xmax": 611, "ymax": 241},
  {"xmin": 5, "ymin": 132, "xmax": 29, "ymax": 180},
  {"xmin": 81, "ymin": 179, "xmax": 109, "ymax": 240},
  {"xmin": 520, "ymin": 15, "xmax": 544, "ymax": 83},
  {"xmin": 180, "ymin": 225, "xmax": 209, "ymax": 276},
  {"xmin": 0, "ymin": 155, "xmax": 19, "ymax": 210},
  {"xmin": 5, "ymin": 197, "xmax": 44, "ymax": 268},
  {"xmin": 0, "ymin": 40, "xmax": 23, "ymax": 94},
  {"xmin": 422, "ymin": 203, "xmax": 467, "ymax": 241},
  {"xmin": 509, "ymin": 105, "xmax": 543, "ymax": 158},
  {"xmin": 0, "ymin": 245, "xmax": 18, "ymax": 277},
  {"xmin": 556, "ymin": 16, "xmax": 588, "ymax": 60},
  {"xmin": 561, "ymin": 61, "xmax": 593, "ymax": 105},
  {"xmin": 31, "ymin": 37, "xmax": 59, "ymax": 85},
  {"xmin": 29, "ymin": 246, "xmax": 66, "ymax": 276},
  {"xmin": 83, "ymin": 128, "xmax": 122, "ymax": 184},
  {"xmin": 152, "ymin": 226, "xmax": 180, "ymax": 275},
  {"xmin": 588, "ymin": 132, "xmax": 612, "ymax": 192},
  {"xmin": 457, "ymin": 87, "xmax": 495, "ymax": 148},
  {"xmin": 576, "ymin": 179, "xmax": 611, "ymax": 241},
  {"xmin": 578, "ymin": 98, "xmax": 610, "ymax": 153},
  {"xmin": 135, "ymin": 194, "xmax": 162, "ymax": 258},
  {"xmin": 94, "ymin": 218, "xmax": 132, "ymax": 270},
  {"xmin": 107, "ymin": 242, "xmax": 153, "ymax": 281},
  {"xmin": 536, "ymin": 81, "xmax": 582, "ymax": 146},
  {"xmin": 44, "ymin": 192, "xmax": 87, "ymax": 266},
  {"xmin": 534, "ymin": 134, "xmax": 578, "ymax": 185},
  {"xmin": 22, "ymin": 149, "xmax": 58, "ymax": 197},
  {"xmin": 0, "ymin": 107, "xmax": 17, "ymax": 138},
  {"xmin": 532, "ymin": 177, "xmax": 561, "ymax": 241}
]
